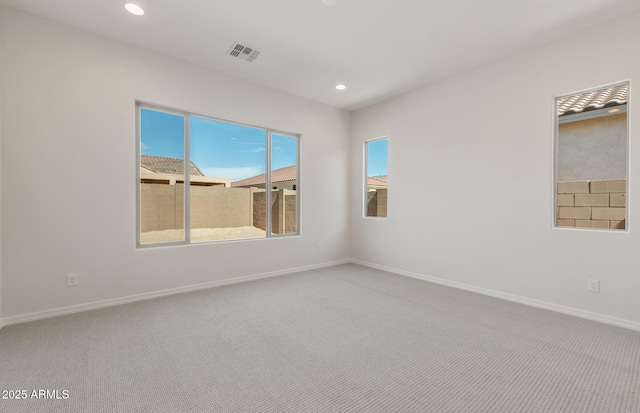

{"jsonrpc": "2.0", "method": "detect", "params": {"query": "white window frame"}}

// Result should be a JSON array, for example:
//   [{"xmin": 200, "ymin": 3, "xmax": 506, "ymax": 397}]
[
  {"xmin": 552, "ymin": 80, "xmax": 630, "ymax": 232},
  {"xmin": 136, "ymin": 102, "xmax": 301, "ymax": 247},
  {"xmin": 363, "ymin": 136, "xmax": 389, "ymax": 219}
]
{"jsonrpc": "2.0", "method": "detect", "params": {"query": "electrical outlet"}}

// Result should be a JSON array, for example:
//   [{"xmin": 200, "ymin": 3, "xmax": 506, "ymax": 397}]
[
  {"xmin": 372, "ymin": 245, "xmax": 380, "ymax": 255},
  {"xmin": 67, "ymin": 273, "xmax": 78, "ymax": 287},
  {"xmin": 316, "ymin": 242, "xmax": 322, "ymax": 251},
  {"xmin": 587, "ymin": 278, "xmax": 599, "ymax": 293}
]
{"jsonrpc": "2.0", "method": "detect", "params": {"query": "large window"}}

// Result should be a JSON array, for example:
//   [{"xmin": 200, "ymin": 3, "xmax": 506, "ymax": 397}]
[
  {"xmin": 137, "ymin": 104, "xmax": 300, "ymax": 246},
  {"xmin": 554, "ymin": 82, "xmax": 628, "ymax": 231},
  {"xmin": 365, "ymin": 137, "xmax": 388, "ymax": 218}
]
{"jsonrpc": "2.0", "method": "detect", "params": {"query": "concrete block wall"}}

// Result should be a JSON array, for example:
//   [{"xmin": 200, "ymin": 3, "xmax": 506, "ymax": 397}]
[
  {"xmin": 271, "ymin": 190, "xmax": 282, "ymax": 234},
  {"xmin": 284, "ymin": 190, "xmax": 297, "ymax": 234},
  {"xmin": 367, "ymin": 189, "xmax": 388, "ymax": 217},
  {"xmin": 252, "ymin": 190, "xmax": 268, "ymax": 231},
  {"xmin": 270, "ymin": 189, "xmax": 297, "ymax": 235},
  {"xmin": 557, "ymin": 180, "xmax": 626, "ymax": 229},
  {"xmin": 190, "ymin": 186, "xmax": 252, "ymax": 229},
  {"xmin": 141, "ymin": 184, "xmax": 298, "ymax": 234},
  {"xmin": 175, "ymin": 184, "xmax": 185, "ymax": 230},
  {"xmin": 140, "ymin": 183, "xmax": 183, "ymax": 231},
  {"xmin": 140, "ymin": 183, "xmax": 252, "ymax": 232},
  {"xmin": 251, "ymin": 189, "xmax": 297, "ymax": 234},
  {"xmin": 271, "ymin": 190, "xmax": 285, "ymax": 234}
]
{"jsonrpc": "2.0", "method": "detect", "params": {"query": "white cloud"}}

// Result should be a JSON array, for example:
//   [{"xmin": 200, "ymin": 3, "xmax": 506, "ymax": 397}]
[
  {"xmin": 239, "ymin": 147, "xmax": 266, "ymax": 153},
  {"xmin": 141, "ymin": 142, "xmax": 151, "ymax": 151},
  {"xmin": 201, "ymin": 166, "xmax": 263, "ymax": 182}
]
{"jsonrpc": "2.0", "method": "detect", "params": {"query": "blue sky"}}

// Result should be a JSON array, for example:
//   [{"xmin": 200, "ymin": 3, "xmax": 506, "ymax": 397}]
[
  {"xmin": 367, "ymin": 138, "xmax": 388, "ymax": 177},
  {"xmin": 141, "ymin": 108, "xmax": 388, "ymax": 182},
  {"xmin": 141, "ymin": 109, "xmax": 298, "ymax": 182}
]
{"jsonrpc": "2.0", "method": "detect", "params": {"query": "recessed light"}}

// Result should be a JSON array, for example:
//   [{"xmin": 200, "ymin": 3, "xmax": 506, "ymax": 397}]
[
  {"xmin": 336, "ymin": 84, "xmax": 346, "ymax": 90},
  {"xmin": 608, "ymin": 108, "xmax": 620, "ymax": 113},
  {"xmin": 125, "ymin": 3, "xmax": 144, "ymax": 16},
  {"xmin": 323, "ymin": 0, "xmax": 336, "ymax": 5}
]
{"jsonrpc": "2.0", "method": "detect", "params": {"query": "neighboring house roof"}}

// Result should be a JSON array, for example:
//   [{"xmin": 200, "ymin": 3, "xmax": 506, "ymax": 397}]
[
  {"xmin": 557, "ymin": 83, "xmax": 628, "ymax": 116},
  {"xmin": 232, "ymin": 166, "xmax": 389, "ymax": 188},
  {"xmin": 140, "ymin": 154, "xmax": 204, "ymax": 176},
  {"xmin": 231, "ymin": 165, "xmax": 296, "ymax": 188},
  {"xmin": 371, "ymin": 175, "xmax": 388, "ymax": 183},
  {"xmin": 367, "ymin": 176, "xmax": 388, "ymax": 187}
]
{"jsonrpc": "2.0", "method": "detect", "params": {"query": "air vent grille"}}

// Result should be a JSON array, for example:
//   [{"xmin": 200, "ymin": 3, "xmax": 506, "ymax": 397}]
[{"xmin": 228, "ymin": 42, "xmax": 261, "ymax": 63}]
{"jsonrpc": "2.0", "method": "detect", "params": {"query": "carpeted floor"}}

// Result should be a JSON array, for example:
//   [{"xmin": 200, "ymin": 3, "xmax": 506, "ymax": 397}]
[{"xmin": 1, "ymin": 264, "xmax": 639, "ymax": 412}]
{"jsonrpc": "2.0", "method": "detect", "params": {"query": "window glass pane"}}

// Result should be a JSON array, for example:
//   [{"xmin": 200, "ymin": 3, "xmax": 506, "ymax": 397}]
[
  {"xmin": 555, "ymin": 82, "xmax": 628, "ymax": 230},
  {"xmin": 190, "ymin": 116, "xmax": 267, "ymax": 242},
  {"xmin": 365, "ymin": 138, "xmax": 388, "ymax": 218},
  {"xmin": 271, "ymin": 134, "xmax": 298, "ymax": 235},
  {"xmin": 139, "ymin": 108, "xmax": 186, "ymax": 244},
  {"xmin": 137, "ymin": 104, "xmax": 300, "ymax": 247}
]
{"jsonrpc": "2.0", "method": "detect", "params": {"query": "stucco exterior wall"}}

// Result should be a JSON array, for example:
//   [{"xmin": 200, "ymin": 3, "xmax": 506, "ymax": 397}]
[{"xmin": 557, "ymin": 113, "xmax": 627, "ymax": 181}]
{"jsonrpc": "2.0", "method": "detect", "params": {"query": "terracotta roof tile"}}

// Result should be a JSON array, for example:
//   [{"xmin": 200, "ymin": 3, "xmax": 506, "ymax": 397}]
[
  {"xmin": 232, "ymin": 166, "xmax": 389, "ymax": 188},
  {"xmin": 367, "ymin": 177, "xmax": 388, "ymax": 187},
  {"xmin": 141, "ymin": 155, "xmax": 204, "ymax": 176},
  {"xmin": 558, "ymin": 83, "xmax": 628, "ymax": 116},
  {"xmin": 231, "ymin": 165, "xmax": 296, "ymax": 187}
]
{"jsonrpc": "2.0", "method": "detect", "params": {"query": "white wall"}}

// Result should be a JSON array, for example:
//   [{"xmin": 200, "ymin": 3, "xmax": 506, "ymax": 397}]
[
  {"xmin": 0, "ymin": 9, "xmax": 3, "ymax": 327},
  {"xmin": 351, "ymin": 11, "xmax": 640, "ymax": 325},
  {"xmin": 0, "ymin": 7, "xmax": 350, "ymax": 319}
]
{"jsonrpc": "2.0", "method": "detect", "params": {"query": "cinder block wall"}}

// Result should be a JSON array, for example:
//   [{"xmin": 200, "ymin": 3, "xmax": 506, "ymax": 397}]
[
  {"xmin": 252, "ymin": 189, "xmax": 297, "ymax": 233},
  {"xmin": 367, "ymin": 191, "xmax": 377, "ymax": 216},
  {"xmin": 271, "ymin": 190, "xmax": 282, "ymax": 234},
  {"xmin": 190, "ymin": 186, "xmax": 252, "ymax": 229},
  {"xmin": 141, "ymin": 185, "xmax": 298, "ymax": 233},
  {"xmin": 557, "ymin": 179, "xmax": 626, "ymax": 229},
  {"xmin": 367, "ymin": 189, "xmax": 387, "ymax": 217},
  {"xmin": 251, "ymin": 189, "xmax": 266, "ymax": 231},
  {"xmin": 140, "ymin": 183, "xmax": 183, "ymax": 231},
  {"xmin": 284, "ymin": 190, "xmax": 297, "ymax": 233},
  {"xmin": 141, "ymin": 184, "xmax": 252, "ymax": 231},
  {"xmin": 252, "ymin": 190, "xmax": 268, "ymax": 231}
]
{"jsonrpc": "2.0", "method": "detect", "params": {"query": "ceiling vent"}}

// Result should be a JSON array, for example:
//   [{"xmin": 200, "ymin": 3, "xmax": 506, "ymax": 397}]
[{"xmin": 228, "ymin": 42, "xmax": 261, "ymax": 63}]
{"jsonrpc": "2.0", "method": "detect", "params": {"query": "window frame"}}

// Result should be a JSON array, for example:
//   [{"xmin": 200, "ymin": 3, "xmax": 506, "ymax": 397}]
[
  {"xmin": 363, "ymin": 136, "xmax": 389, "ymax": 219},
  {"xmin": 268, "ymin": 131, "xmax": 301, "ymax": 237},
  {"xmin": 552, "ymin": 80, "xmax": 630, "ymax": 232},
  {"xmin": 136, "ymin": 102, "xmax": 301, "ymax": 248}
]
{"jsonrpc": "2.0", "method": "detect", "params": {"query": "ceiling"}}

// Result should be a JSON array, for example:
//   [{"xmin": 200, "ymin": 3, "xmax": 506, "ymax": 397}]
[{"xmin": 1, "ymin": 0, "xmax": 639, "ymax": 111}]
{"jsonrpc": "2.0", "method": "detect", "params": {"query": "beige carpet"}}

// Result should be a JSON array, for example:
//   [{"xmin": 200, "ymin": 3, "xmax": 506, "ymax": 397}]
[{"xmin": 0, "ymin": 264, "xmax": 639, "ymax": 412}]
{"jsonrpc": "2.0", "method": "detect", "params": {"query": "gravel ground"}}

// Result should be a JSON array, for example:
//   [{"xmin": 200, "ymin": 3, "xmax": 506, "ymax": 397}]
[{"xmin": 141, "ymin": 226, "xmax": 266, "ymax": 244}]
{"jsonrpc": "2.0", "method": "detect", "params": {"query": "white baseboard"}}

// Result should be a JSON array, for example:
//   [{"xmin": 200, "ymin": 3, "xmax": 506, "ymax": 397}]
[
  {"xmin": 350, "ymin": 259, "xmax": 640, "ymax": 332},
  {"xmin": 5, "ymin": 258, "xmax": 638, "ymax": 333},
  {"xmin": 0, "ymin": 259, "xmax": 350, "ymax": 328}
]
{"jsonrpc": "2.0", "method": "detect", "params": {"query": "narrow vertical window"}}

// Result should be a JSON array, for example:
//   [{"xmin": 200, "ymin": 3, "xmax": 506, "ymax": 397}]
[
  {"xmin": 365, "ymin": 137, "xmax": 388, "ymax": 218},
  {"xmin": 139, "ymin": 108, "xmax": 186, "ymax": 244},
  {"xmin": 555, "ymin": 82, "xmax": 628, "ymax": 230},
  {"xmin": 270, "ymin": 133, "xmax": 299, "ymax": 235}
]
